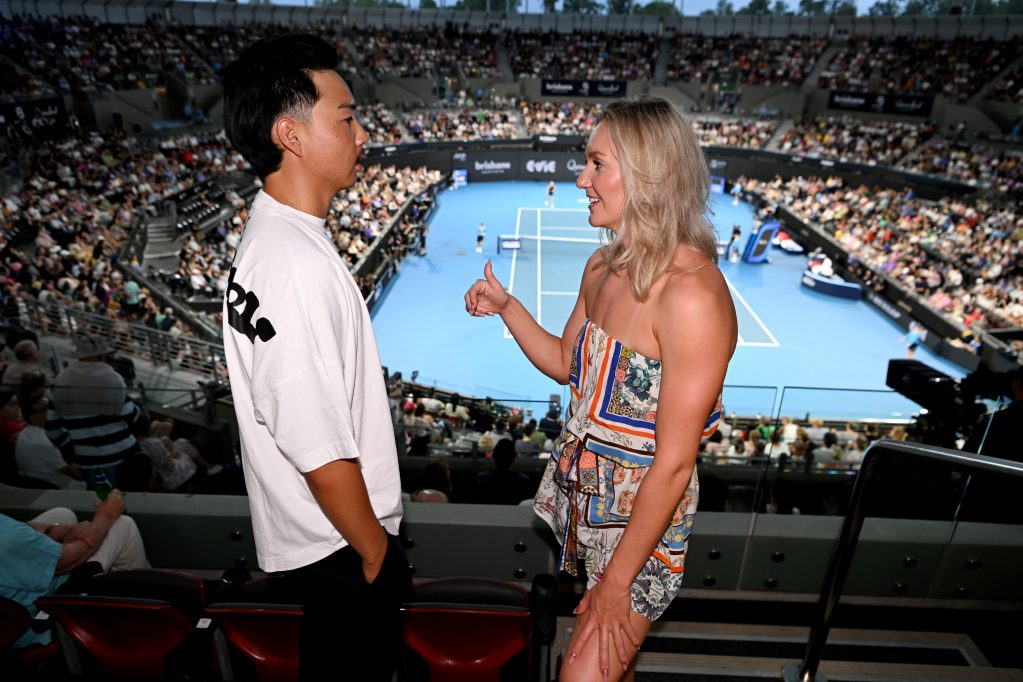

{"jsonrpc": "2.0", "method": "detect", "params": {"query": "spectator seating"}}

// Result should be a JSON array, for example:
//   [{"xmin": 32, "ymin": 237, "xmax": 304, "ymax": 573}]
[
  {"xmin": 818, "ymin": 36, "xmax": 1022, "ymax": 99},
  {"xmin": 35, "ymin": 569, "xmax": 206, "ymax": 678},
  {"xmin": 205, "ymin": 575, "xmax": 302, "ymax": 682},
  {"xmin": 0, "ymin": 595, "xmax": 60, "ymax": 674},
  {"xmin": 402, "ymin": 577, "xmax": 535, "ymax": 682}
]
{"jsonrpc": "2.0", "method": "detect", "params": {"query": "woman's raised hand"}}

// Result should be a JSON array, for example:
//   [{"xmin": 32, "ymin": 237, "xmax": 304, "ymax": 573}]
[{"xmin": 464, "ymin": 260, "xmax": 510, "ymax": 317}]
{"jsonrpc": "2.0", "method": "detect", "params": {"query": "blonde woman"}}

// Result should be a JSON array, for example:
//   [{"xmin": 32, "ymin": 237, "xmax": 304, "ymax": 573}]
[{"xmin": 464, "ymin": 98, "xmax": 736, "ymax": 682}]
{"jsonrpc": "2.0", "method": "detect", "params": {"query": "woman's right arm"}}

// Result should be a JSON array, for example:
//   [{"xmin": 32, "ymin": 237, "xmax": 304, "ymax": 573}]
[{"xmin": 465, "ymin": 253, "xmax": 598, "ymax": 385}]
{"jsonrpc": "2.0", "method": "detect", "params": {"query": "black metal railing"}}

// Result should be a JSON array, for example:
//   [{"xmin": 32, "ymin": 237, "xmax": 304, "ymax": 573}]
[{"xmin": 784, "ymin": 438, "xmax": 1023, "ymax": 682}]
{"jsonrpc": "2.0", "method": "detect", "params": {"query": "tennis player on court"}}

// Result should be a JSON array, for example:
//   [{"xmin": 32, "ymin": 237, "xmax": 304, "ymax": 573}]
[{"xmin": 465, "ymin": 97, "xmax": 737, "ymax": 682}]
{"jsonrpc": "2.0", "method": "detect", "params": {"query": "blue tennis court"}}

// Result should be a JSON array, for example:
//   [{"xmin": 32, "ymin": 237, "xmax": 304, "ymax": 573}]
[{"xmin": 371, "ymin": 180, "xmax": 965, "ymax": 421}]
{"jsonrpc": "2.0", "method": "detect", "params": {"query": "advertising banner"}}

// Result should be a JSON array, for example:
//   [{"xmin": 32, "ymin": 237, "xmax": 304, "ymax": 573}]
[
  {"xmin": 456, "ymin": 151, "xmax": 587, "ymax": 183},
  {"xmin": 827, "ymin": 90, "xmax": 933, "ymax": 117},
  {"xmin": 541, "ymin": 79, "xmax": 627, "ymax": 98},
  {"xmin": 1, "ymin": 97, "xmax": 69, "ymax": 141}
]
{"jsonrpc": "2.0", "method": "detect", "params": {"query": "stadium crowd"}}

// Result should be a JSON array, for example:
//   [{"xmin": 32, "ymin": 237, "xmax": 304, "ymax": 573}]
[
  {"xmin": 0, "ymin": 15, "xmax": 215, "ymax": 94},
  {"xmin": 739, "ymin": 175, "xmax": 1022, "ymax": 329},
  {"xmin": 817, "ymin": 36, "xmax": 1022, "ymax": 99},
  {"xmin": 507, "ymin": 29, "xmax": 658, "ymax": 81},
  {"xmin": 2, "ymin": 15, "xmax": 1022, "ymax": 107},
  {"xmin": 403, "ymin": 108, "xmax": 521, "ymax": 141},
  {"xmin": 351, "ymin": 26, "xmax": 499, "ymax": 79},
  {"xmin": 666, "ymin": 34, "xmax": 828, "ymax": 86},
  {"xmin": 777, "ymin": 116, "xmax": 936, "ymax": 166}
]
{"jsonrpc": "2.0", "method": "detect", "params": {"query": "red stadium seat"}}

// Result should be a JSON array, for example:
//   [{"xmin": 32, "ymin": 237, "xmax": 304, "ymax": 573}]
[
  {"xmin": 403, "ymin": 577, "xmax": 533, "ymax": 682},
  {"xmin": 205, "ymin": 576, "xmax": 302, "ymax": 682},
  {"xmin": 0, "ymin": 595, "xmax": 60, "ymax": 674},
  {"xmin": 34, "ymin": 569, "xmax": 205, "ymax": 679}
]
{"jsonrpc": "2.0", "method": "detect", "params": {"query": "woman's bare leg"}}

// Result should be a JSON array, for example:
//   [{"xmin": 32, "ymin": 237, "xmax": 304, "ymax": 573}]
[{"xmin": 559, "ymin": 607, "xmax": 652, "ymax": 682}]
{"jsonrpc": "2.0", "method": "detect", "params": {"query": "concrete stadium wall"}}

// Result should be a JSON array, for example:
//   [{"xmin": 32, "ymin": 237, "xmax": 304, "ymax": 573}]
[{"xmin": 3, "ymin": 483, "xmax": 1021, "ymax": 601}]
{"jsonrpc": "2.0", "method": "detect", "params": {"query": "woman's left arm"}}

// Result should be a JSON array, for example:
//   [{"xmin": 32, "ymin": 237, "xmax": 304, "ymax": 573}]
[{"xmin": 569, "ymin": 275, "xmax": 737, "ymax": 668}]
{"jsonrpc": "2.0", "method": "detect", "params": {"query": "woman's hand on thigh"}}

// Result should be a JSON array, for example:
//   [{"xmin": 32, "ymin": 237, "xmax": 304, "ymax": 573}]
[{"xmin": 566, "ymin": 580, "xmax": 642, "ymax": 679}]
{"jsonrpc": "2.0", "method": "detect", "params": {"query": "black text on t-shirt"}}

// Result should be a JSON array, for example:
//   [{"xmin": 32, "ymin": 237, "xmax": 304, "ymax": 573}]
[{"xmin": 227, "ymin": 267, "xmax": 277, "ymax": 344}]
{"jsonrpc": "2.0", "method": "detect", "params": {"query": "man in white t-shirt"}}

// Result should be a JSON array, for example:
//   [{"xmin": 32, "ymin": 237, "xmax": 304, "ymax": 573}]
[{"xmin": 223, "ymin": 34, "xmax": 409, "ymax": 682}]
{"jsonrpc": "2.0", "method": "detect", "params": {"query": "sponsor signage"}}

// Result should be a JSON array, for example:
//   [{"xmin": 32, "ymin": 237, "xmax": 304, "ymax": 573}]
[
  {"xmin": 827, "ymin": 90, "xmax": 933, "ymax": 118},
  {"xmin": 867, "ymin": 290, "xmax": 903, "ymax": 322},
  {"xmin": 456, "ymin": 151, "xmax": 586, "ymax": 182},
  {"xmin": 1, "ymin": 97, "xmax": 69, "ymax": 141},
  {"xmin": 525, "ymin": 159, "xmax": 556, "ymax": 174},
  {"xmin": 541, "ymin": 79, "xmax": 626, "ymax": 98}
]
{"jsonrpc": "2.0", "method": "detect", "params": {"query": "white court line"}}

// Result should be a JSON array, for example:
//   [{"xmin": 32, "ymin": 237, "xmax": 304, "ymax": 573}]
[
  {"xmin": 724, "ymin": 276, "xmax": 780, "ymax": 348},
  {"xmin": 537, "ymin": 226, "xmax": 596, "ymax": 231},
  {"xmin": 514, "ymin": 235, "xmax": 600, "ymax": 244},
  {"xmin": 537, "ymin": 210, "xmax": 543, "ymax": 327},
  {"xmin": 503, "ymin": 208, "xmax": 526, "ymax": 339}
]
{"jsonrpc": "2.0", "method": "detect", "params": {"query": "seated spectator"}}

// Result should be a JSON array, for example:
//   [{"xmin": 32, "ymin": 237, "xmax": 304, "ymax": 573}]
[
  {"xmin": 516, "ymin": 422, "xmax": 541, "ymax": 456},
  {"xmin": 136, "ymin": 417, "xmax": 219, "ymax": 492},
  {"xmin": 702, "ymin": 429, "xmax": 731, "ymax": 460},
  {"xmin": 442, "ymin": 393, "xmax": 471, "ymax": 427},
  {"xmin": 420, "ymin": 459, "xmax": 453, "ymax": 501},
  {"xmin": 805, "ymin": 418, "xmax": 829, "ymax": 443},
  {"xmin": 538, "ymin": 408, "xmax": 562, "ymax": 442},
  {"xmin": 1, "ymin": 340, "xmax": 48, "ymax": 388},
  {"xmin": 475, "ymin": 439, "xmax": 534, "ymax": 505},
  {"xmin": 479, "ymin": 419, "xmax": 512, "ymax": 453},
  {"xmin": 418, "ymin": 388, "xmax": 444, "ymax": 416},
  {"xmin": 526, "ymin": 419, "xmax": 547, "ymax": 450},
  {"xmin": 403, "ymin": 404, "xmax": 434, "ymax": 457},
  {"xmin": 764, "ymin": 431, "xmax": 789, "ymax": 463},
  {"xmin": 844, "ymin": 434, "xmax": 869, "ymax": 466},
  {"xmin": 0, "ymin": 491, "xmax": 149, "ymax": 649},
  {"xmin": 46, "ymin": 334, "xmax": 143, "ymax": 486},
  {"xmin": 779, "ymin": 416, "xmax": 799, "ymax": 444},
  {"xmin": 15, "ymin": 393, "xmax": 85, "ymax": 490},
  {"xmin": 811, "ymin": 431, "xmax": 845, "ymax": 466}
]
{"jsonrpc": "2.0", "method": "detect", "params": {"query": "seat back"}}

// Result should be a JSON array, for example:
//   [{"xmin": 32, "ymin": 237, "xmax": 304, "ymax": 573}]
[
  {"xmin": 403, "ymin": 577, "xmax": 533, "ymax": 682},
  {"xmin": 205, "ymin": 575, "xmax": 302, "ymax": 682},
  {"xmin": 204, "ymin": 603, "xmax": 303, "ymax": 682},
  {"xmin": 34, "ymin": 569, "xmax": 206, "ymax": 679},
  {"xmin": 85, "ymin": 569, "xmax": 206, "ymax": 621},
  {"xmin": 34, "ymin": 595, "xmax": 193, "ymax": 678},
  {"xmin": 0, "ymin": 596, "xmax": 30, "ymax": 650}
]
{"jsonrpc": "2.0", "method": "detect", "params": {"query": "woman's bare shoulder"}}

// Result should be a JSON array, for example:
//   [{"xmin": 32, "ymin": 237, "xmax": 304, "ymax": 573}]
[{"xmin": 657, "ymin": 263, "xmax": 737, "ymax": 338}]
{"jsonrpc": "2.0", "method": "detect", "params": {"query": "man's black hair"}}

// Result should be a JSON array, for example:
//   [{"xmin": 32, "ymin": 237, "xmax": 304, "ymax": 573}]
[{"xmin": 222, "ymin": 33, "xmax": 339, "ymax": 179}]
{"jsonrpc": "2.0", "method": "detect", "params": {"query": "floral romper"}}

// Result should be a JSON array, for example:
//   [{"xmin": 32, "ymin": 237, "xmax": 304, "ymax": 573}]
[{"xmin": 533, "ymin": 319, "xmax": 721, "ymax": 621}]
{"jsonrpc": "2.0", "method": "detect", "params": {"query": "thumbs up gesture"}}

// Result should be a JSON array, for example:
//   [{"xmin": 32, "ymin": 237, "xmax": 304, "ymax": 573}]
[{"xmin": 464, "ymin": 260, "xmax": 510, "ymax": 317}]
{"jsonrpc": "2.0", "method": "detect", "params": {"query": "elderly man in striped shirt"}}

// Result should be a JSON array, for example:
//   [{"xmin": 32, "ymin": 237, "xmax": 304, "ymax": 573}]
[{"xmin": 46, "ymin": 334, "xmax": 142, "ymax": 488}]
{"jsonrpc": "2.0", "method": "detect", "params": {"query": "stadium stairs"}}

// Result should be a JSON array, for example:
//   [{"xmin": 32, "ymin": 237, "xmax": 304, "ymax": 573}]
[
  {"xmin": 971, "ymin": 52, "xmax": 1023, "ymax": 104},
  {"xmin": 766, "ymin": 120, "xmax": 794, "ymax": 151},
  {"xmin": 801, "ymin": 44, "xmax": 843, "ymax": 96},
  {"xmin": 654, "ymin": 37, "xmax": 671, "ymax": 87}
]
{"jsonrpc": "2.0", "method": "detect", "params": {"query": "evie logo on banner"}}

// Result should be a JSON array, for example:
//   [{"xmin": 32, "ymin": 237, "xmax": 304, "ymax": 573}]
[{"xmin": 526, "ymin": 159, "xmax": 556, "ymax": 173}]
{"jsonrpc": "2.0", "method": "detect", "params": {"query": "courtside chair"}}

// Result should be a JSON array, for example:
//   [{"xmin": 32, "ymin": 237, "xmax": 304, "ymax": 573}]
[
  {"xmin": 204, "ymin": 575, "xmax": 303, "ymax": 682},
  {"xmin": 35, "ymin": 568, "xmax": 207, "ymax": 679},
  {"xmin": 402, "ymin": 576, "xmax": 537, "ymax": 682}
]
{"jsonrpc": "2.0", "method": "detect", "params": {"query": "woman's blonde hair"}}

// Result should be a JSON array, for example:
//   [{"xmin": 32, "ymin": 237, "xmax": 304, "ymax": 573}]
[{"xmin": 597, "ymin": 97, "xmax": 716, "ymax": 300}]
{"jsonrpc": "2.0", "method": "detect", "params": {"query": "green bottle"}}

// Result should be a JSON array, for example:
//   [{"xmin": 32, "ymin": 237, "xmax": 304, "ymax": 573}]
[{"xmin": 94, "ymin": 471, "xmax": 113, "ymax": 501}]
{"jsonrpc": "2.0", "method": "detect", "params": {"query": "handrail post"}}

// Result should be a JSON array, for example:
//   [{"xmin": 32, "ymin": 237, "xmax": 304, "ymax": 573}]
[
  {"xmin": 784, "ymin": 440, "xmax": 1023, "ymax": 682},
  {"xmin": 782, "ymin": 449, "xmax": 880, "ymax": 682}
]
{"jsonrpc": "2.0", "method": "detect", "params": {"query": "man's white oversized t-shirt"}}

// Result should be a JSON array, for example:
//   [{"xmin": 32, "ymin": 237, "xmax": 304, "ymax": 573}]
[{"xmin": 223, "ymin": 190, "xmax": 402, "ymax": 573}]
